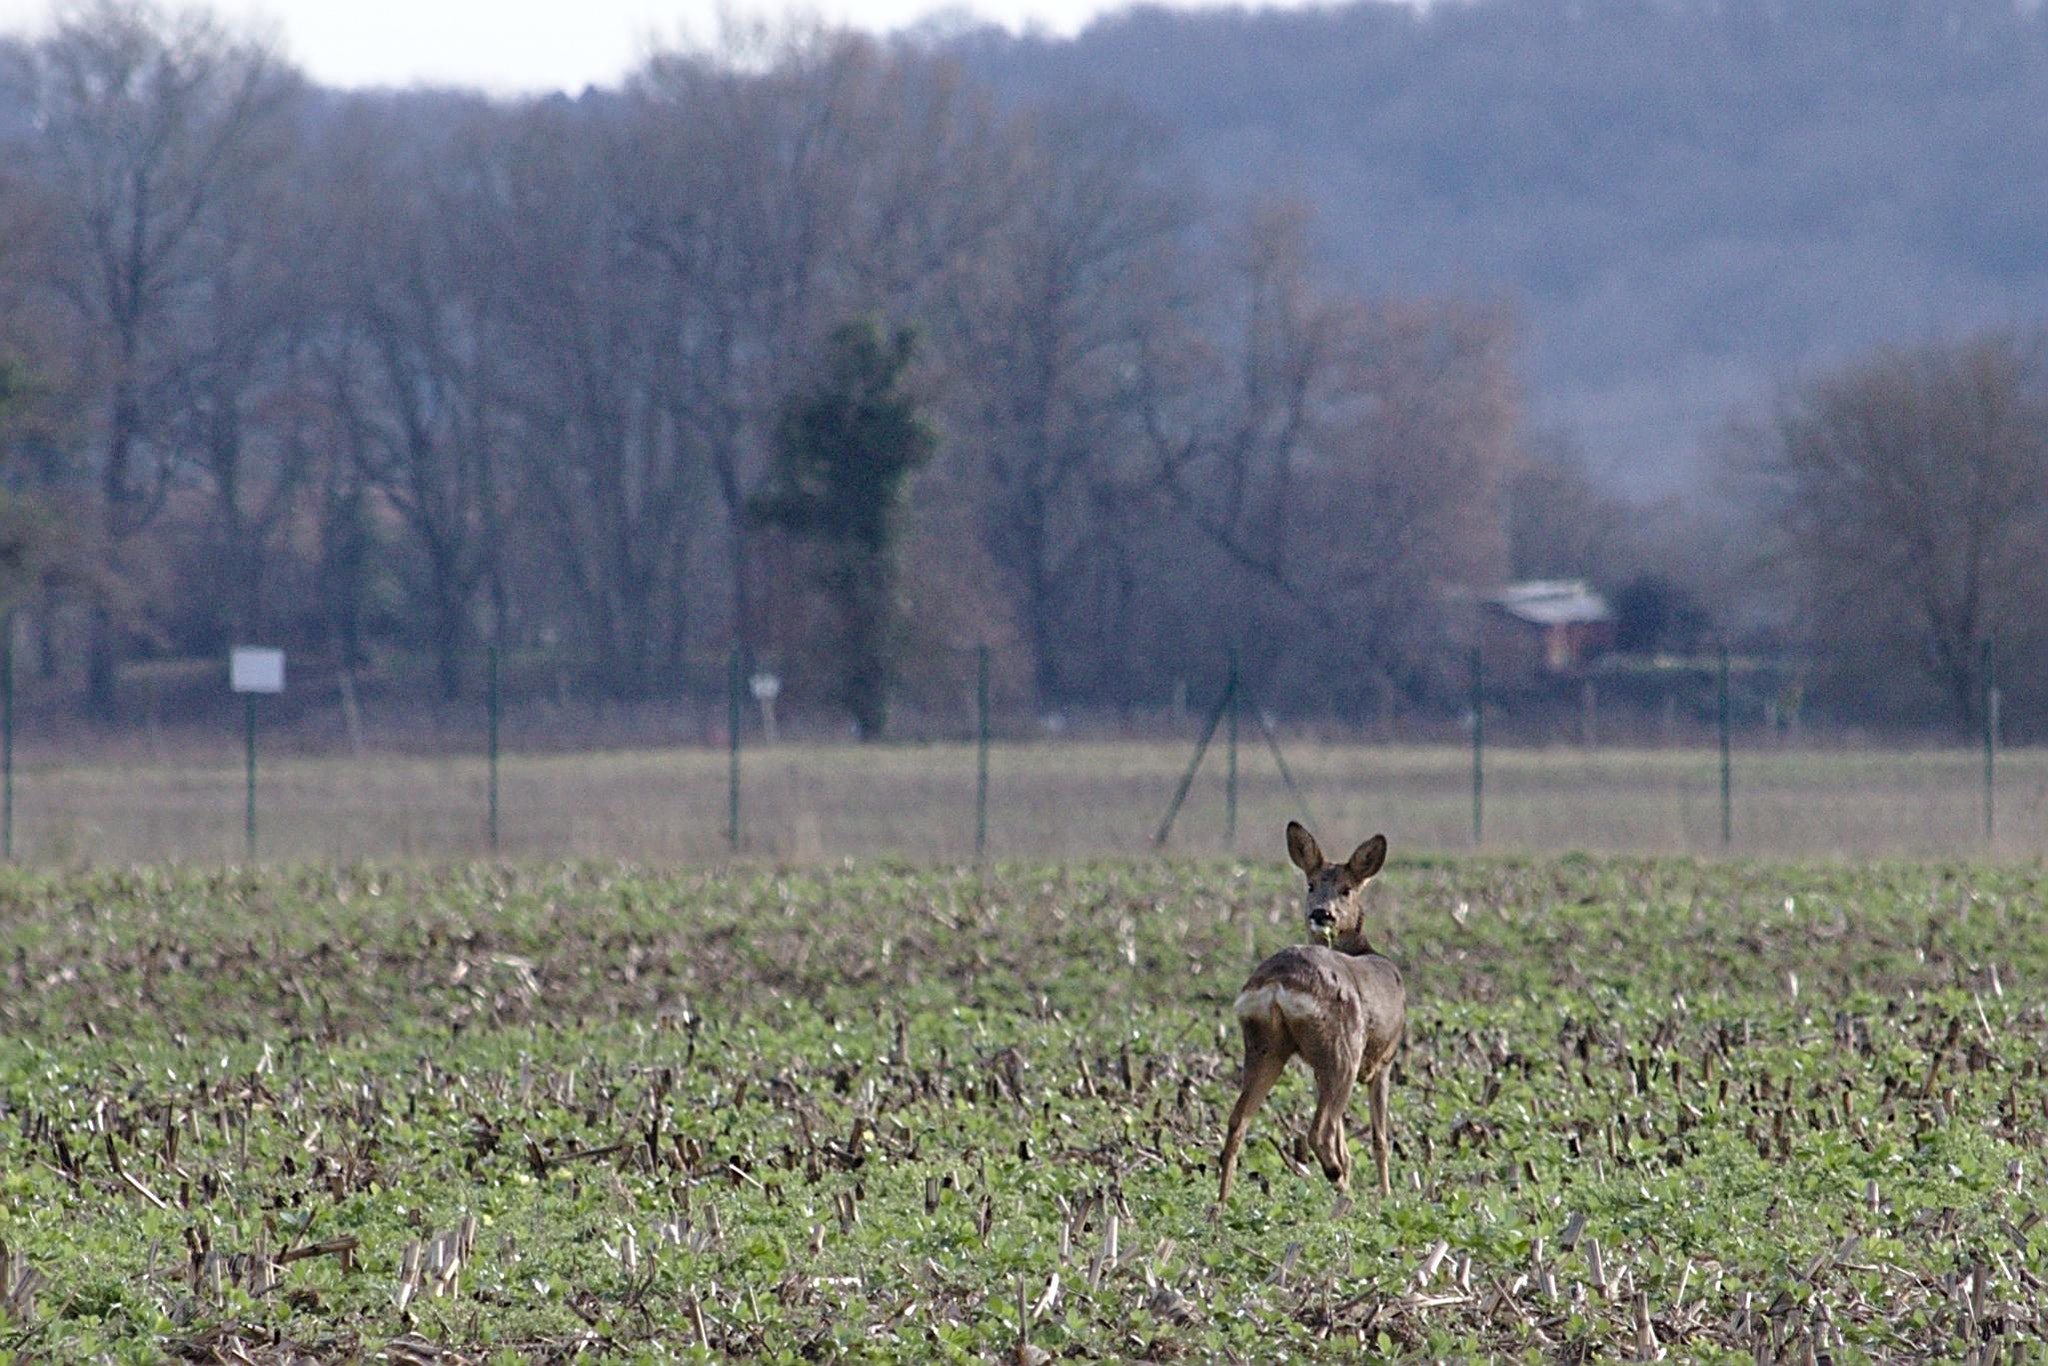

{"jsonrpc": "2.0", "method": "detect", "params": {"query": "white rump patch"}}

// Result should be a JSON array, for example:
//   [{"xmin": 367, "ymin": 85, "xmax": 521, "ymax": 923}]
[{"xmin": 1234, "ymin": 983, "xmax": 1326, "ymax": 1022}]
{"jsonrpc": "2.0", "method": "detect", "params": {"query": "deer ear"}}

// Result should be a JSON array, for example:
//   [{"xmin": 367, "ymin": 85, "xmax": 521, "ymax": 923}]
[
  {"xmin": 1286, "ymin": 820, "xmax": 1323, "ymax": 874},
  {"xmin": 1346, "ymin": 834, "xmax": 1387, "ymax": 882}
]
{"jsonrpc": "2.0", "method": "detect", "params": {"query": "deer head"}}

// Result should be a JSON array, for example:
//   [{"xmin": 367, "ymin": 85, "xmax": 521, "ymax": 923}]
[{"xmin": 1285, "ymin": 820, "xmax": 1387, "ymax": 951}]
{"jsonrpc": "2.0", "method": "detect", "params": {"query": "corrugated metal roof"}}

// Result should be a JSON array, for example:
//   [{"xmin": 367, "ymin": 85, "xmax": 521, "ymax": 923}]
[{"xmin": 1488, "ymin": 580, "xmax": 1613, "ymax": 626}]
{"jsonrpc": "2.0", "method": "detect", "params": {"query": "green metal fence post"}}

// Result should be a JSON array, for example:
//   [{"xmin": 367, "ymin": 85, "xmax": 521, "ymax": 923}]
[
  {"xmin": 1470, "ymin": 646, "xmax": 1484, "ymax": 847},
  {"xmin": 1983, "ymin": 636, "xmax": 1997, "ymax": 847},
  {"xmin": 1718, "ymin": 641, "xmax": 1732, "ymax": 849},
  {"xmin": 975, "ymin": 644, "xmax": 990, "ymax": 861},
  {"xmin": 487, "ymin": 643, "xmax": 500, "ymax": 855},
  {"xmin": 1225, "ymin": 649, "xmax": 1239, "ymax": 849},
  {"xmin": 3, "ymin": 610, "xmax": 14, "ymax": 862},
  {"xmin": 244, "ymin": 691, "xmax": 258, "ymax": 863},
  {"xmin": 727, "ymin": 646, "xmax": 742, "ymax": 853}
]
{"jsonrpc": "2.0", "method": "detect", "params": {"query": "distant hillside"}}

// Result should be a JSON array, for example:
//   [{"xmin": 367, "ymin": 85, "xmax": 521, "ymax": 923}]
[{"xmin": 954, "ymin": 0, "xmax": 2048, "ymax": 490}]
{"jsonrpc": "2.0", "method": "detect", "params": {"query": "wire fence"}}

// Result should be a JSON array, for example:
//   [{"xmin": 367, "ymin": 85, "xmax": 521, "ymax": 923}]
[{"xmin": 0, "ymin": 643, "xmax": 2036, "ymax": 866}]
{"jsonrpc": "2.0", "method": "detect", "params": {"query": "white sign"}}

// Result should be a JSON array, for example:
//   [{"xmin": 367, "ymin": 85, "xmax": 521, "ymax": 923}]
[
  {"xmin": 750, "ymin": 671, "xmax": 782, "ymax": 744},
  {"xmin": 230, "ymin": 647, "xmax": 285, "ymax": 694}
]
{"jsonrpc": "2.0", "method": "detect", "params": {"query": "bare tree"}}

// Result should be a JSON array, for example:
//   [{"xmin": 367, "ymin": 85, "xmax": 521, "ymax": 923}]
[
  {"xmin": 1144, "ymin": 205, "xmax": 1519, "ymax": 708},
  {"xmin": 492, "ymin": 101, "xmax": 711, "ymax": 701},
  {"xmin": 324, "ymin": 93, "xmax": 514, "ymax": 698},
  {"xmin": 941, "ymin": 97, "xmax": 1196, "ymax": 707},
  {"xmin": 1734, "ymin": 331, "xmax": 2048, "ymax": 730},
  {"xmin": 625, "ymin": 29, "xmax": 1008, "ymax": 670},
  {"xmin": 625, "ymin": 31, "xmax": 866, "ymax": 672},
  {"xmin": 1326, "ymin": 297, "xmax": 1517, "ymax": 700},
  {"xmin": 173, "ymin": 132, "xmax": 325, "ymax": 651},
  {"xmin": 1505, "ymin": 432, "xmax": 1632, "ymax": 582},
  {"xmin": 1148, "ymin": 202, "xmax": 1359, "ymax": 598},
  {"xmin": 5, "ymin": 0, "xmax": 302, "ymax": 717}
]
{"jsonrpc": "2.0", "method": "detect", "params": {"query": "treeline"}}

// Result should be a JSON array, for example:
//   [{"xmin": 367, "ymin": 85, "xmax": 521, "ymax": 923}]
[
  {"xmin": 968, "ymin": 0, "xmax": 2048, "ymax": 492},
  {"xmin": 0, "ymin": 2, "xmax": 2044, "ymax": 741},
  {"xmin": 0, "ymin": 1, "xmax": 1522, "ymax": 732}
]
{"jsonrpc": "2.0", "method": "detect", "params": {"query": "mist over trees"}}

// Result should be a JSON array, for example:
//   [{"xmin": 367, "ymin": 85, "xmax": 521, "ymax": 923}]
[
  {"xmin": 0, "ymin": 0, "xmax": 2044, "ymax": 739},
  {"xmin": 966, "ymin": 0, "xmax": 2048, "ymax": 494}
]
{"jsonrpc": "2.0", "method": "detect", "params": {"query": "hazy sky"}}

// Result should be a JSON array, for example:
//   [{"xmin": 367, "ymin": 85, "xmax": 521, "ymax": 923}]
[{"xmin": 0, "ymin": 0, "xmax": 1315, "ymax": 93}]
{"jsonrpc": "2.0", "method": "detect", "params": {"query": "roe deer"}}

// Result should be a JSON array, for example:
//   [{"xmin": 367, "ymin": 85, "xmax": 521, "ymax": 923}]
[{"xmin": 1218, "ymin": 821, "xmax": 1405, "ymax": 1201}]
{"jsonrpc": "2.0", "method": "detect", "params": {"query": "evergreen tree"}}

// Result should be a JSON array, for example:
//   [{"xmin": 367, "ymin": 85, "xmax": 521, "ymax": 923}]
[{"xmin": 753, "ymin": 320, "xmax": 936, "ymax": 738}]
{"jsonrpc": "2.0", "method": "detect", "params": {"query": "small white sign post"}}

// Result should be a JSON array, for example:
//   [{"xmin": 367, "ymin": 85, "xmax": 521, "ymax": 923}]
[
  {"xmin": 749, "ymin": 671, "xmax": 782, "ymax": 744},
  {"xmin": 231, "ymin": 648, "xmax": 284, "ymax": 861}
]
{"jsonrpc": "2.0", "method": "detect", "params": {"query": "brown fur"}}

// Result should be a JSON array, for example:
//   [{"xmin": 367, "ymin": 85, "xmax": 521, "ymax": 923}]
[{"xmin": 1218, "ymin": 822, "xmax": 1406, "ymax": 1201}]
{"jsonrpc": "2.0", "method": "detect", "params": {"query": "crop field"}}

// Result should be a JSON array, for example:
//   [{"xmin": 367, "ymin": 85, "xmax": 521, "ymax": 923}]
[{"xmin": 4, "ymin": 854, "xmax": 2048, "ymax": 1361}]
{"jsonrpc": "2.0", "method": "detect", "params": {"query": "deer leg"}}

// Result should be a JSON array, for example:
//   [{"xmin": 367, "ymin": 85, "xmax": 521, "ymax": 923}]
[
  {"xmin": 1307, "ymin": 1065, "xmax": 1359, "ymax": 1193},
  {"xmin": 1218, "ymin": 1020, "xmax": 1293, "ymax": 1203},
  {"xmin": 1368, "ymin": 1064, "xmax": 1393, "ymax": 1198},
  {"xmin": 1297, "ymin": 1030, "xmax": 1363, "ymax": 1194}
]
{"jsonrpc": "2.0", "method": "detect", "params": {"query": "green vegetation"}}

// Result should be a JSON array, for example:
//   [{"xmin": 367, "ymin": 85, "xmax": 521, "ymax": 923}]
[{"xmin": 3, "ymin": 855, "xmax": 2045, "ymax": 1360}]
